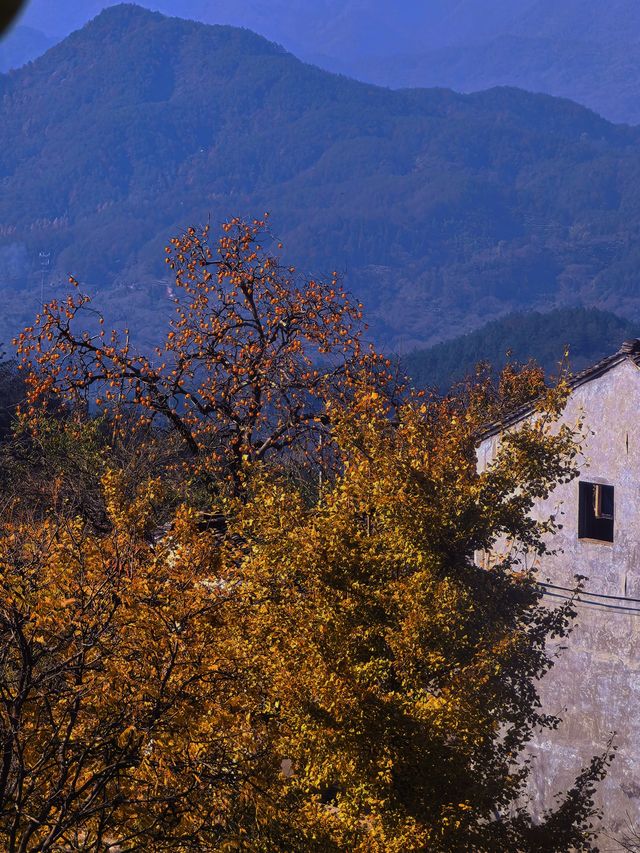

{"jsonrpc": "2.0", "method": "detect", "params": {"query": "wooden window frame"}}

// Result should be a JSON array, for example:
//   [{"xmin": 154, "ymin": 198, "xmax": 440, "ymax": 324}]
[{"xmin": 578, "ymin": 481, "xmax": 614, "ymax": 543}]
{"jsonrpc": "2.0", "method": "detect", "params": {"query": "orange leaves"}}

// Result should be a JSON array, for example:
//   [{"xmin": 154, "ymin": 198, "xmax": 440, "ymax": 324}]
[
  {"xmin": 17, "ymin": 216, "xmax": 382, "ymax": 486},
  {"xmin": 0, "ymin": 478, "xmax": 286, "ymax": 848}
]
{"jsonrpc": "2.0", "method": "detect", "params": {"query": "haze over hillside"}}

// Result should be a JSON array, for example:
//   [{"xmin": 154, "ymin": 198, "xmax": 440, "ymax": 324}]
[
  {"xmin": 0, "ymin": 25, "xmax": 54, "ymax": 72},
  {"xmin": 3, "ymin": 5, "xmax": 640, "ymax": 352},
  {"xmin": 4, "ymin": 0, "xmax": 640, "ymax": 123},
  {"xmin": 5, "ymin": 1, "xmax": 538, "ymax": 52}
]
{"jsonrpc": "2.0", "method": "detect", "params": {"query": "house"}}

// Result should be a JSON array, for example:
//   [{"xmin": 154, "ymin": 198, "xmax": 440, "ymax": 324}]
[{"xmin": 476, "ymin": 339, "xmax": 640, "ymax": 840}]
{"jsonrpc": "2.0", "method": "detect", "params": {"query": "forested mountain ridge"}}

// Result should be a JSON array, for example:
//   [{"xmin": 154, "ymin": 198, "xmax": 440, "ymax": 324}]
[
  {"xmin": 3, "ymin": 5, "xmax": 640, "ymax": 351},
  {"xmin": 6, "ymin": 0, "xmax": 640, "ymax": 123},
  {"xmin": 350, "ymin": 36, "xmax": 640, "ymax": 126},
  {"xmin": 404, "ymin": 307, "xmax": 640, "ymax": 392}
]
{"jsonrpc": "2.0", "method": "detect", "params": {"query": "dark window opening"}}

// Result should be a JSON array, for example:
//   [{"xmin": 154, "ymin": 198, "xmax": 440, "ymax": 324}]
[{"xmin": 578, "ymin": 482, "xmax": 614, "ymax": 543}]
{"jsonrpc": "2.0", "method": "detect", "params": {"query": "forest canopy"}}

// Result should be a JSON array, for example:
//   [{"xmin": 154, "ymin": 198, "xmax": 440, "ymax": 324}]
[{"xmin": 404, "ymin": 307, "xmax": 640, "ymax": 392}]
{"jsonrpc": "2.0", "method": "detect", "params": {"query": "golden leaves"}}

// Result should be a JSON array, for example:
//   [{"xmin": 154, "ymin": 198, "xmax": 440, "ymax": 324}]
[
  {"xmin": 5, "ymin": 210, "xmax": 594, "ymax": 849},
  {"xmin": 0, "ymin": 485, "xmax": 280, "ymax": 847}
]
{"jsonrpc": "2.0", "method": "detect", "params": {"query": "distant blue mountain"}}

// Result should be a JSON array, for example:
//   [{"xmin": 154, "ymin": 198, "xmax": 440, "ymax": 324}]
[
  {"xmin": 0, "ymin": 24, "xmax": 54, "ymax": 72},
  {"xmin": 3, "ymin": 5, "xmax": 640, "ymax": 353},
  {"xmin": 512, "ymin": 0, "xmax": 640, "ymax": 43},
  {"xmin": 14, "ymin": 1, "xmax": 535, "ymax": 52},
  {"xmin": 343, "ymin": 34, "xmax": 640, "ymax": 126},
  {"xmin": 5, "ymin": 0, "xmax": 640, "ymax": 122}
]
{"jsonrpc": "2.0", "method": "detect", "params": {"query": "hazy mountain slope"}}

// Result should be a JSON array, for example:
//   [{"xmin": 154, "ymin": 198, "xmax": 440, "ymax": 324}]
[
  {"xmin": 15, "ymin": 0, "xmax": 534, "ymax": 55},
  {"xmin": 0, "ymin": 25, "xmax": 54, "ymax": 72},
  {"xmin": 404, "ymin": 308, "xmax": 640, "ymax": 391},
  {"xmin": 512, "ymin": 0, "xmax": 640, "ymax": 43},
  {"xmin": 338, "ymin": 0, "xmax": 640, "ymax": 123},
  {"xmin": 3, "ymin": 5, "xmax": 640, "ymax": 352},
  {"xmin": 5, "ymin": 1, "xmax": 640, "ymax": 123},
  {"xmin": 351, "ymin": 35, "xmax": 640, "ymax": 125}
]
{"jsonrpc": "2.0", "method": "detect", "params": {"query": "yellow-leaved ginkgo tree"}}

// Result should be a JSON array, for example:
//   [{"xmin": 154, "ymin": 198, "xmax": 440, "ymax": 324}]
[{"xmin": 216, "ymin": 382, "xmax": 610, "ymax": 851}]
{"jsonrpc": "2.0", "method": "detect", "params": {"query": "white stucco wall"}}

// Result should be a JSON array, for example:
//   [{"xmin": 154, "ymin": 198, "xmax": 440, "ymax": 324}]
[{"xmin": 477, "ymin": 358, "xmax": 640, "ymax": 840}]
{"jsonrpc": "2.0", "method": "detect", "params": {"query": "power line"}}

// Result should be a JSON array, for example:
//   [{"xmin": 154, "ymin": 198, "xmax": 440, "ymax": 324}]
[
  {"xmin": 539, "ymin": 580, "xmax": 640, "ymax": 605},
  {"xmin": 540, "ymin": 588, "xmax": 640, "ymax": 615}
]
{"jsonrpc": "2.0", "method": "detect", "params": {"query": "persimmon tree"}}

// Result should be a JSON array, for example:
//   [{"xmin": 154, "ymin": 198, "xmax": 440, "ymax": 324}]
[
  {"xmin": 0, "ymin": 373, "xmax": 609, "ymax": 851},
  {"xmin": 455, "ymin": 357, "xmax": 549, "ymax": 426},
  {"xmin": 0, "ymin": 363, "xmax": 610, "ymax": 850},
  {"xmin": 16, "ymin": 217, "xmax": 381, "ymax": 488}
]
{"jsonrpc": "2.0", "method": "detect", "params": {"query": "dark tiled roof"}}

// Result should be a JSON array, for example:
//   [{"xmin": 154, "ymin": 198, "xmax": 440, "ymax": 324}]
[{"xmin": 477, "ymin": 339, "xmax": 640, "ymax": 442}]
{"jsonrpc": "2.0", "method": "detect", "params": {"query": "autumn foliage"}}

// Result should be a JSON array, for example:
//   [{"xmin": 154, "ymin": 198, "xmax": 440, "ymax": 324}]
[
  {"xmin": 16, "ymin": 217, "xmax": 386, "ymax": 488},
  {"xmin": 1, "ymin": 220, "xmax": 611, "ymax": 850},
  {"xmin": 0, "ymin": 479, "xmax": 280, "ymax": 850}
]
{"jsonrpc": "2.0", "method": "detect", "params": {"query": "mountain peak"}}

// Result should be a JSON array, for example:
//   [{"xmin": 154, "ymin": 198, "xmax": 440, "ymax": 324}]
[
  {"xmin": 73, "ymin": 3, "xmax": 288, "ymax": 58},
  {"xmin": 3, "ymin": 2, "xmax": 291, "ymax": 94},
  {"xmin": 77, "ymin": 3, "xmax": 165, "ymax": 37}
]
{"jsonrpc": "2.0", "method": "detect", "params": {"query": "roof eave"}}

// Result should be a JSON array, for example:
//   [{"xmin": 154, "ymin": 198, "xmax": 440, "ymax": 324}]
[{"xmin": 476, "ymin": 350, "xmax": 636, "ymax": 443}]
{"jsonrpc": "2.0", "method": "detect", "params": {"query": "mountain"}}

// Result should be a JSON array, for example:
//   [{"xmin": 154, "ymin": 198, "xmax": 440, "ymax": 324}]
[
  {"xmin": 5, "ymin": 1, "xmax": 640, "ymax": 123},
  {"xmin": 310, "ymin": 1, "xmax": 640, "ymax": 124},
  {"xmin": 4, "ymin": 5, "xmax": 640, "ymax": 352},
  {"xmin": 0, "ymin": 25, "xmax": 55, "ymax": 72},
  {"xmin": 11, "ymin": 1, "xmax": 535, "ymax": 56},
  {"xmin": 511, "ymin": 0, "xmax": 640, "ymax": 43},
  {"xmin": 209, "ymin": 1, "xmax": 640, "ymax": 125},
  {"xmin": 404, "ymin": 308, "xmax": 640, "ymax": 392},
  {"xmin": 339, "ymin": 34, "xmax": 640, "ymax": 126}
]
